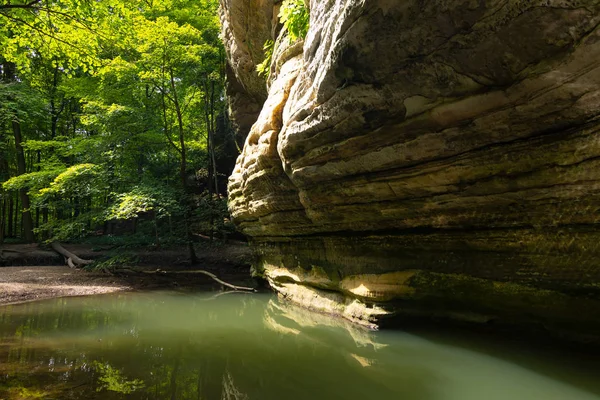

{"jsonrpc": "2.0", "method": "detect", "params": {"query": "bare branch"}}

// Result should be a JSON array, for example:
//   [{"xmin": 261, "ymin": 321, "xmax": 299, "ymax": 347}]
[{"xmin": 152, "ymin": 82, "xmax": 175, "ymax": 104}]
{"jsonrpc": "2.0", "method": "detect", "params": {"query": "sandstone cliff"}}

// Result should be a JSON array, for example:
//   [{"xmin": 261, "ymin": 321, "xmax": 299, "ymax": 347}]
[{"xmin": 221, "ymin": 0, "xmax": 600, "ymax": 339}]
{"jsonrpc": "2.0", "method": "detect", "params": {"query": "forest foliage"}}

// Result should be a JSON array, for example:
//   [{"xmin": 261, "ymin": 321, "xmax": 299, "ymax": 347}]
[{"xmin": 0, "ymin": 0, "xmax": 238, "ymax": 255}]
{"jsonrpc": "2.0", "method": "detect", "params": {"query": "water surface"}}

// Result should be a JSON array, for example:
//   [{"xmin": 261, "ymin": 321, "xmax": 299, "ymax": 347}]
[{"xmin": 0, "ymin": 292, "xmax": 599, "ymax": 399}]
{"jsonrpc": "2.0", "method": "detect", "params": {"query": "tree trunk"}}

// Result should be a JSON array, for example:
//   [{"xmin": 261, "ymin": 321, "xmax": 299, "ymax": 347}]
[
  {"xmin": 51, "ymin": 242, "xmax": 92, "ymax": 266},
  {"xmin": 74, "ymin": 196, "xmax": 80, "ymax": 218},
  {"xmin": 169, "ymin": 69, "xmax": 187, "ymax": 191},
  {"xmin": 0, "ymin": 198, "xmax": 6, "ymax": 244},
  {"xmin": 7, "ymin": 196, "xmax": 13, "ymax": 238},
  {"xmin": 12, "ymin": 101, "xmax": 34, "ymax": 243},
  {"xmin": 0, "ymin": 144, "xmax": 7, "ymax": 242},
  {"xmin": 209, "ymin": 80, "xmax": 219, "ymax": 199},
  {"xmin": 169, "ymin": 68, "xmax": 197, "ymax": 263},
  {"xmin": 50, "ymin": 65, "xmax": 63, "ymax": 140},
  {"xmin": 153, "ymin": 210, "xmax": 160, "ymax": 249},
  {"xmin": 35, "ymin": 150, "xmax": 41, "ymax": 229},
  {"xmin": 13, "ymin": 194, "xmax": 18, "ymax": 238}
]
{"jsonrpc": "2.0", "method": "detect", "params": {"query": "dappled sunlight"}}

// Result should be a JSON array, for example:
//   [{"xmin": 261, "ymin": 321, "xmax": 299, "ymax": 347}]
[
  {"xmin": 0, "ymin": 266, "xmax": 132, "ymax": 307},
  {"xmin": 0, "ymin": 282, "xmax": 130, "ymax": 308}
]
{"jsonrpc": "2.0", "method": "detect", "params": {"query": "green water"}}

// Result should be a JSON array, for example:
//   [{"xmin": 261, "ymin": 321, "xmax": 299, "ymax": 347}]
[{"xmin": 0, "ymin": 292, "xmax": 599, "ymax": 400}]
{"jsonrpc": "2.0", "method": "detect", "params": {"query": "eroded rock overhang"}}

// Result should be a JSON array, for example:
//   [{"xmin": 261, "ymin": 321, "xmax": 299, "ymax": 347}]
[{"xmin": 220, "ymin": 0, "xmax": 600, "ymax": 338}]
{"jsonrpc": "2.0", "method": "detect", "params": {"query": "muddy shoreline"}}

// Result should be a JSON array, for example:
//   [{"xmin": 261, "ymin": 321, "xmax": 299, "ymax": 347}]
[
  {"xmin": 0, "ymin": 266, "xmax": 131, "ymax": 306},
  {"xmin": 0, "ymin": 242, "xmax": 256, "ymax": 307},
  {"xmin": 0, "ymin": 265, "xmax": 258, "ymax": 307}
]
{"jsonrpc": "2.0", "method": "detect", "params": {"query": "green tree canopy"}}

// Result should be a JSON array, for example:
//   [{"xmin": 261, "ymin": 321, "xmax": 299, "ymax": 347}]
[{"xmin": 0, "ymin": 0, "xmax": 237, "ymax": 252}]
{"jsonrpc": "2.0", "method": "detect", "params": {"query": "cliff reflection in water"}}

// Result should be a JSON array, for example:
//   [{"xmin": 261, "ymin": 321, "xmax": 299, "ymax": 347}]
[{"xmin": 0, "ymin": 292, "xmax": 599, "ymax": 400}]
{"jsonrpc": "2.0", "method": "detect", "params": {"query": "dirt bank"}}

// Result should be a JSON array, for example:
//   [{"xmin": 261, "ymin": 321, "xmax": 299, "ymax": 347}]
[
  {"xmin": 0, "ymin": 266, "xmax": 131, "ymax": 306},
  {"xmin": 0, "ymin": 242, "xmax": 258, "ymax": 306},
  {"xmin": 0, "ymin": 241, "xmax": 252, "ymax": 267}
]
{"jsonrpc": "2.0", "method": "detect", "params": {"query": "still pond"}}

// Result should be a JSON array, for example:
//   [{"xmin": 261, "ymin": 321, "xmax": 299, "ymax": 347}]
[{"xmin": 0, "ymin": 292, "xmax": 599, "ymax": 399}]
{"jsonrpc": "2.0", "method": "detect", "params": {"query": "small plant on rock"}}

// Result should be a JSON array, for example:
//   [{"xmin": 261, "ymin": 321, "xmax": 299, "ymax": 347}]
[
  {"xmin": 257, "ymin": 0, "xmax": 309, "ymax": 79},
  {"xmin": 279, "ymin": 0, "xmax": 309, "ymax": 41}
]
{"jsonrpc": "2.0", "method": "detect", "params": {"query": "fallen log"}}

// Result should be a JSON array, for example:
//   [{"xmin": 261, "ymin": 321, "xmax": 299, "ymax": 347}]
[
  {"xmin": 183, "ymin": 270, "xmax": 256, "ymax": 292},
  {"xmin": 51, "ymin": 242, "xmax": 93, "ymax": 267},
  {"xmin": 138, "ymin": 269, "xmax": 256, "ymax": 292},
  {"xmin": 0, "ymin": 249, "xmax": 25, "ymax": 254}
]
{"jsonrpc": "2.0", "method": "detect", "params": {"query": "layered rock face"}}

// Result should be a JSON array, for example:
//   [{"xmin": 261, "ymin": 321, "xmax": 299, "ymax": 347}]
[{"xmin": 221, "ymin": 0, "xmax": 600, "ymax": 338}]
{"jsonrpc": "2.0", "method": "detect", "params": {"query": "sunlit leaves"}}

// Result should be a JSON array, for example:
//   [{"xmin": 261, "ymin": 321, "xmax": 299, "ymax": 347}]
[
  {"xmin": 256, "ymin": 39, "xmax": 274, "ymax": 78},
  {"xmin": 258, "ymin": 0, "xmax": 308, "ymax": 78},
  {"xmin": 106, "ymin": 184, "xmax": 182, "ymax": 221},
  {"xmin": 2, "ymin": 168, "xmax": 62, "ymax": 192},
  {"xmin": 279, "ymin": 0, "xmax": 309, "ymax": 42},
  {"xmin": 134, "ymin": 15, "xmax": 215, "ymax": 83},
  {"xmin": 0, "ymin": 0, "xmax": 142, "ymax": 73},
  {"xmin": 1, "ymin": 0, "xmax": 229, "ymax": 243},
  {"xmin": 108, "ymin": 192, "xmax": 155, "ymax": 220},
  {"xmin": 39, "ymin": 163, "xmax": 105, "ymax": 197}
]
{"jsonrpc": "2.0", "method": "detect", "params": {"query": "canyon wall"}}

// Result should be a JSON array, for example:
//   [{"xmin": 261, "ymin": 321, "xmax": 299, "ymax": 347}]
[{"xmin": 221, "ymin": 0, "xmax": 600, "ymax": 339}]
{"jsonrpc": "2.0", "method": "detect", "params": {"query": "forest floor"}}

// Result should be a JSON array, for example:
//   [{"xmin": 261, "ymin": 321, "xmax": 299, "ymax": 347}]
[{"xmin": 0, "ymin": 241, "xmax": 256, "ymax": 306}]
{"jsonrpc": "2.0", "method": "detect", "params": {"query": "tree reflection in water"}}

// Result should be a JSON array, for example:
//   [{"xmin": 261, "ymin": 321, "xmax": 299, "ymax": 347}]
[{"xmin": 0, "ymin": 293, "xmax": 599, "ymax": 400}]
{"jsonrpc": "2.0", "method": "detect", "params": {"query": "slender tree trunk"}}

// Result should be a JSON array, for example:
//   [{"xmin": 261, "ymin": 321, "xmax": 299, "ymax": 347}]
[
  {"xmin": 169, "ymin": 68, "xmax": 197, "ymax": 263},
  {"xmin": 203, "ymin": 79, "xmax": 219, "ymax": 241},
  {"xmin": 0, "ymin": 139, "xmax": 7, "ymax": 242},
  {"xmin": 56, "ymin": 201, "xmax": 63, "ymax": 221},
  {"xmin": 209, "ymin": 80, "xmax": 219, "ymax": 199},
  {"xmin": 0, "ymin": 198, "xmax": 6, "ymax": 244},
  {"xmin": 74, "ymin": 196, "xmax": 80, "ymax": 218},
  {"xmin": 9, "ymin": 85, "xmax": 34, "ymax": 241},
  {"xmin": 87, "ymin": 197, "xmax": 92, "ymax": 230},
  {"xmin": 169, "ymin": 69, "xmax": 187, "ymax": 189},
  {"xmin": 50, "ymin": 65, "xmax": 62, "ymax": 139},
  {"xmin": 154, "ymin": 215, "xmax": 160, "ymax": 249},
  {"xmin": 8, "ymin": 196, "xmax": 13, "ymax": 238},
  {"xmin": 207, "ymin": 166, "xmax": 214, "ymax": 241},
  {"xmin": 13, "ymin": 193, "xmax": 19, "ymax": 238},
  {"xmin": 35, "ymin": 150, "xmax": 41, "ymax": 229}
]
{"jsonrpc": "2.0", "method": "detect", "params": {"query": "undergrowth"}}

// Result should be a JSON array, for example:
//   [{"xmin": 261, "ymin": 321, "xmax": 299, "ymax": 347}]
[{"xmin": 86, "ymin": 252, "xmax": 139, "ymax": 272}]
